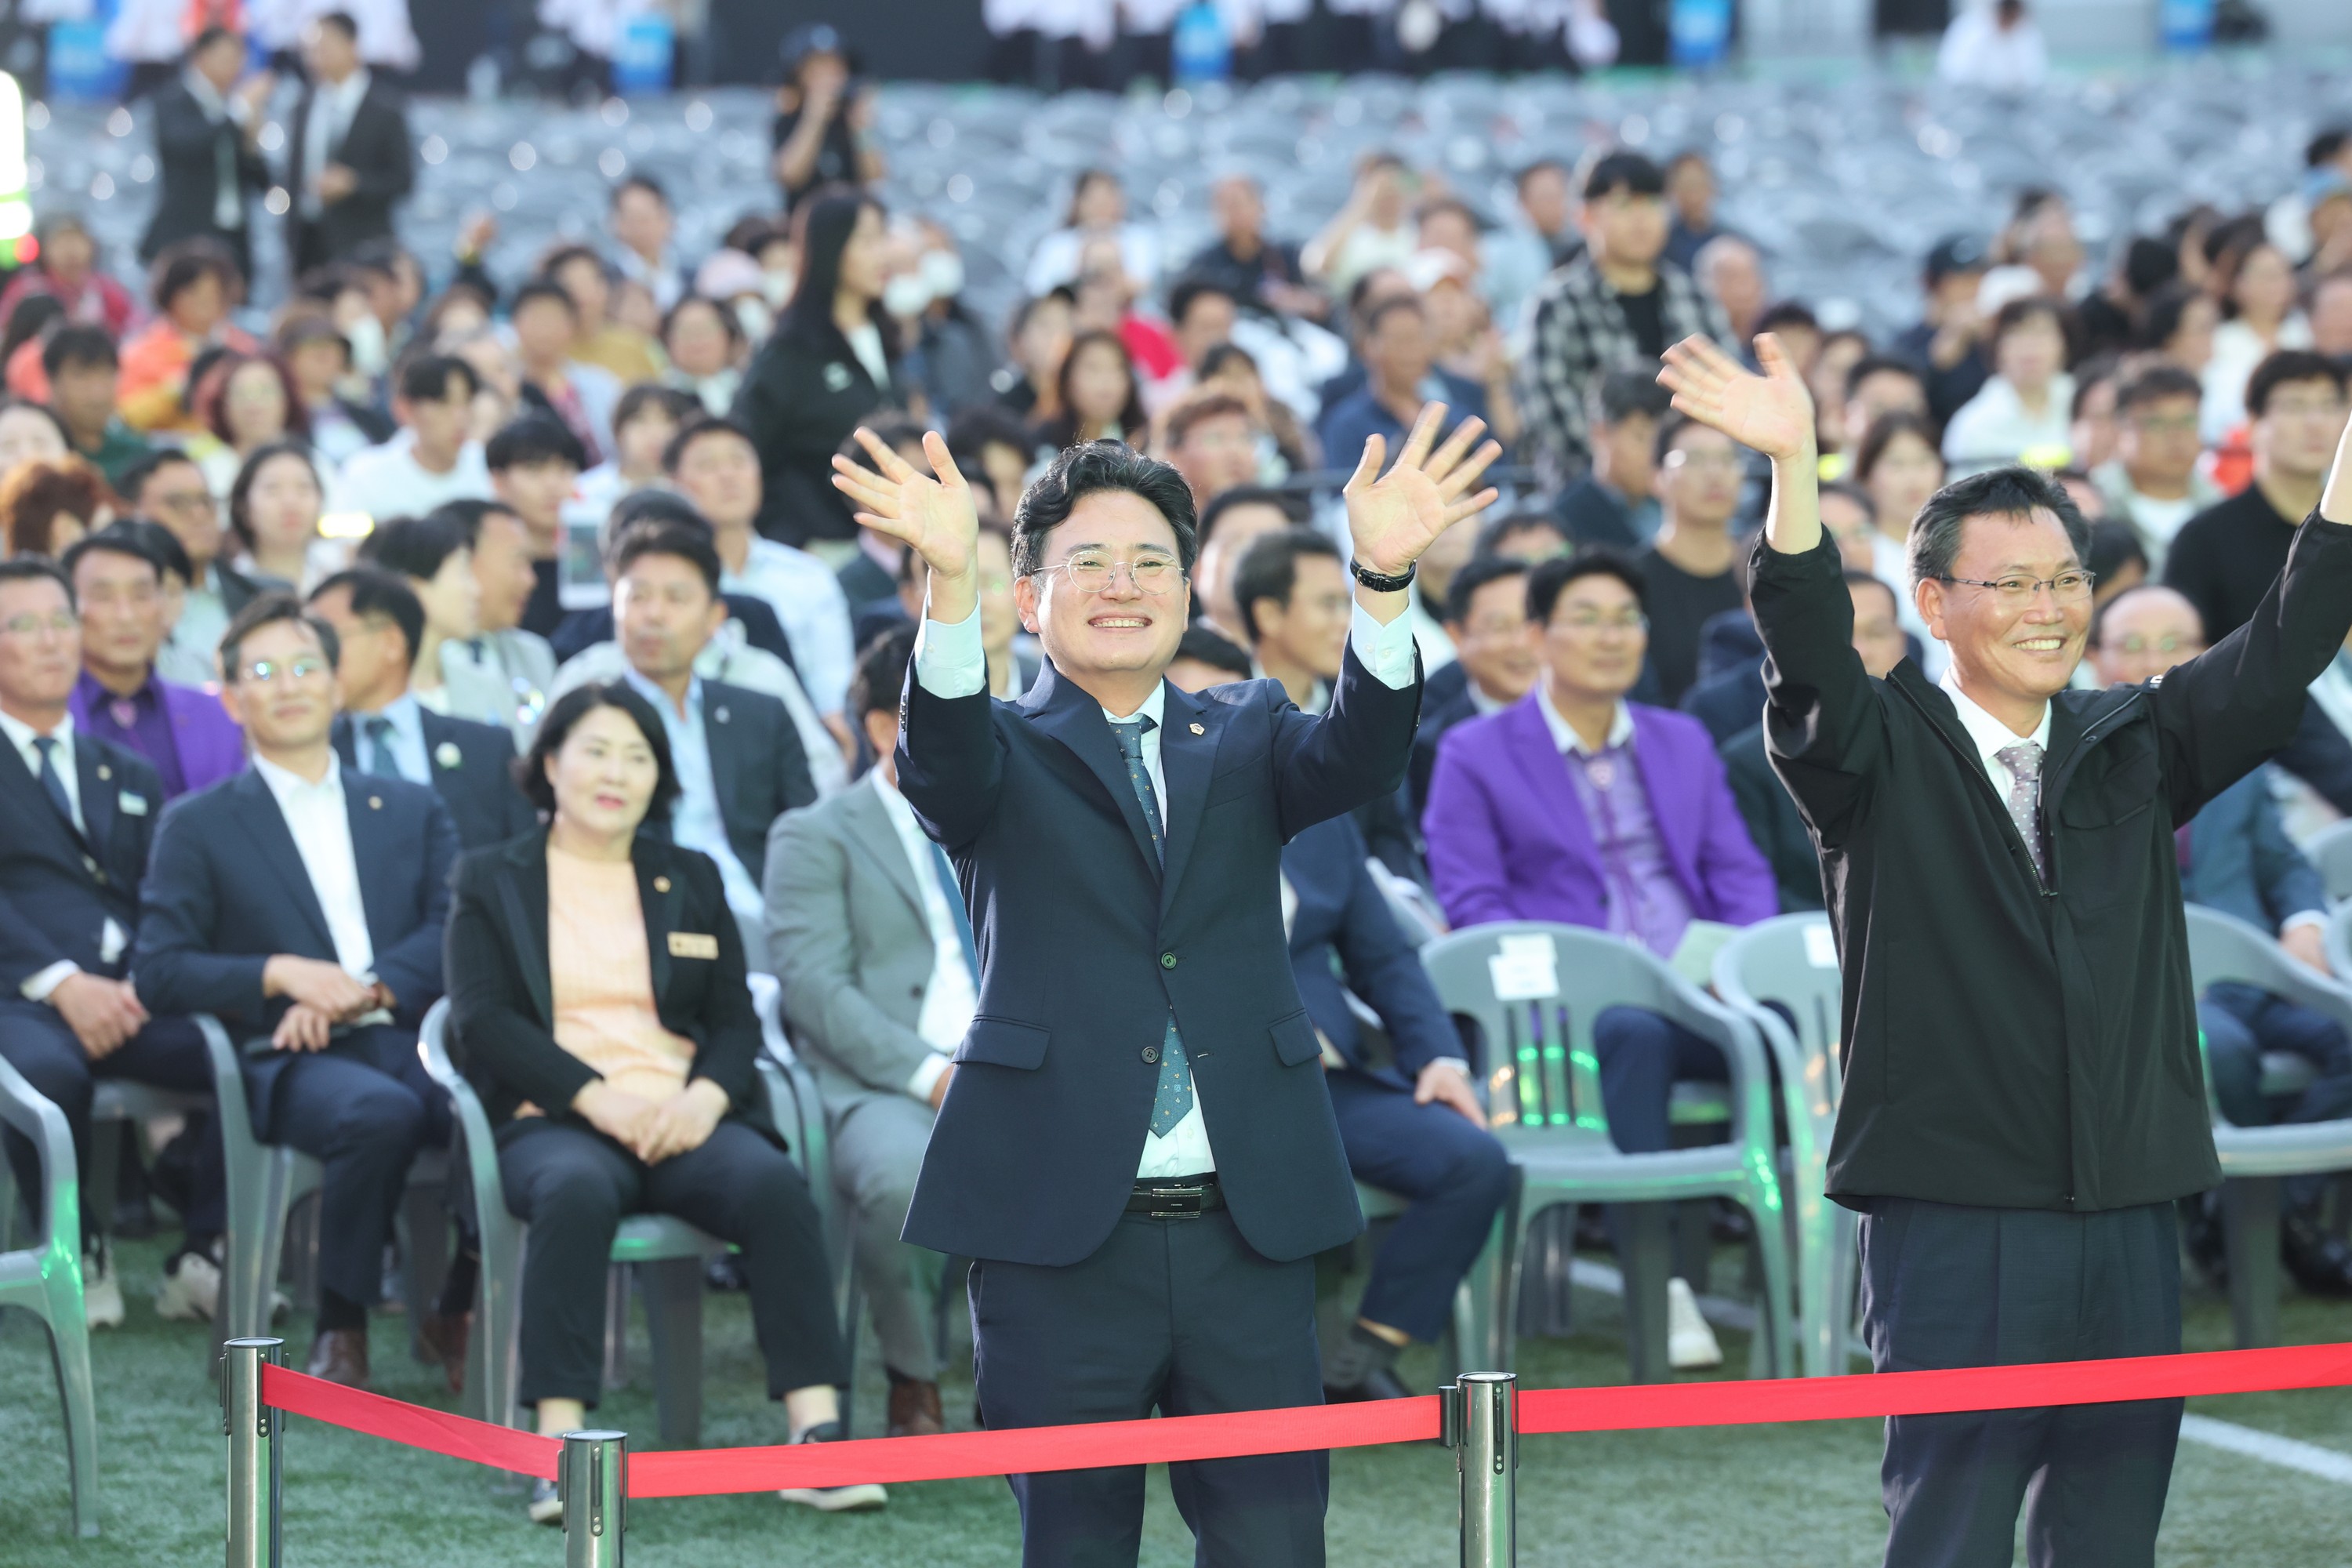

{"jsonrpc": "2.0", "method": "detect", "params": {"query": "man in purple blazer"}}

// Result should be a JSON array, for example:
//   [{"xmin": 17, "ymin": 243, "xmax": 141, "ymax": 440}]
[
  {"xmin": 64, "ymin": 528, "xmax": 245, "ymax": 800},
  {"xmin": 1422, "ymin": 549, "xmax": 1776, "ymax": 1358}
]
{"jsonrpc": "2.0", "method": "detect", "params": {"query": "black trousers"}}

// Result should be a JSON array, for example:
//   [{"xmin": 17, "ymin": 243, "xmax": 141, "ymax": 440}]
[
  {"xmin": 1859, "ymin": 1197, "xmax": 2183, "ymax": 1568},
  {"xmin": 0, "ymin": 1000, "xmax": 221, "ymax": 1247},
  {"xmin": 256, "ymin": 1024, "xmax": 445, "ymax": 1310},
  {"xmin": 971, "ymin": 1209, "xmax": 1327, "ymax": 1568},
  {"xmin": 496, "ymin": 1117, "xmax": 847, "ymax": 1406}
]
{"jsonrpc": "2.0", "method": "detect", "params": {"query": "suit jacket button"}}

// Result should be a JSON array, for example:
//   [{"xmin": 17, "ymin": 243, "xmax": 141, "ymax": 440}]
[
  {"xmin": 1160, "ymin": 952, "xmax": 1177, "ymax": 969},
  {"xmin": 1142, "ymin": 1044, "xmax": 1160, "ymax": 1064}
]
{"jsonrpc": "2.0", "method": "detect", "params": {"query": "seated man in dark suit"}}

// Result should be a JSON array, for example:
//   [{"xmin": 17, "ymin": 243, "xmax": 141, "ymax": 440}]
[
  {"xmin": 1554, "ymin": 366, "xmax": 1670, "ymax": 550},
  {"xmin": 1410, "ymin": 556, "xmax": 1538, "ymax": 819},
  {"xmin": 603, "ymin": 521, "xmax": 817, "ymax": 958},
  {"xmin": 136, "ymin": 593, "xmax": 460, "ymax": 1388},
  {"xmin": 307, "ymin": 568, "xmax": 538, "ymax": 851},
  {"xmin": 0, "ymin": 559, "xmax": 222, "ymax": 1328},
  {"xmin": 64, "ymin": 524, "xmax": 246, "ymax": 800},
  {"xmin": 1721, "ymin": 571, "xmax": 1909, "ymax": 912},
  {"xmin": 2089, "ymin": 584, "xmax": 2352, "ymax": 1294}
]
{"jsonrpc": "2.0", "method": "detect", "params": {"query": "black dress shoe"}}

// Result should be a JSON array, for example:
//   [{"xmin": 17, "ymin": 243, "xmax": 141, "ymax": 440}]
[{"xmin": 2281, "ymin": 1213, "xmax": 2352, "ymax": 1297}]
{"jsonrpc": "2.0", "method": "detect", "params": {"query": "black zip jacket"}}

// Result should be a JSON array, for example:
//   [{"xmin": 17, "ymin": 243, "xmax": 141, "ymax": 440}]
[{"xmin": 1750, "ymin": 513, "xmax": 2352, "ymax": 1212}]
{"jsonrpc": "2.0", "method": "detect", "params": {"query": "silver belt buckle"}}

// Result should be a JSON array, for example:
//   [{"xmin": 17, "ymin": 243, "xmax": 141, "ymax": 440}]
[{"xmin": 1145, "ymin": 1183, "xmax": 1203, "ymax": 1220}]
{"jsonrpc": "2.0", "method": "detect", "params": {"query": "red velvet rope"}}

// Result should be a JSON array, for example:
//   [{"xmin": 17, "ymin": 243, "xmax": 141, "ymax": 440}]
[{"xmin": 259, "ymin": 1341, "xmax": 2352, "ymax": 1499}]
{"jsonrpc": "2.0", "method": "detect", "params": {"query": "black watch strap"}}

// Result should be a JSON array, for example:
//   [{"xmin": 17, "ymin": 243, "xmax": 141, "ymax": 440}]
[{"xmin": 1351, "ymin": 559, "xmax": 1417, "ymax": 593}]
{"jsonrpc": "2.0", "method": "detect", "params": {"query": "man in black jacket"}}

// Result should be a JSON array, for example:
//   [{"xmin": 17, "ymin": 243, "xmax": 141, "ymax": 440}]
[
  {"xmin": 1661, "ymin": 331, "xmax": 2352, "ymax": 1568},
  {"xmin": 285, "ymin": 12, "xmax": 413, "ymax": 276},
  {"xmin": 831, "ymin": 407, "xmax": 1494, "ymax": 1566},
  {"xmin": 139, "ymin": 28, "xmax": 270, "ymax": 279}
]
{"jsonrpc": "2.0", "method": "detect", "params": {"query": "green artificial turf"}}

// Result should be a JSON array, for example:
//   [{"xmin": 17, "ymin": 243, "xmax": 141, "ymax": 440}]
[{"xmin": 2, "ymin": 1234, "xmax": 2348, "ymax": 1566}]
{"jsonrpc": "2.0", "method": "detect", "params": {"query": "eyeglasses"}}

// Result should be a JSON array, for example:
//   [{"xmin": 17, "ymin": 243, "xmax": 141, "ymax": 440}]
[
  {"xmin": 0, "ymin": 612, "xmax": 75, "ymax": 639},
  {"xmin": 1036, "ymin": 553, "xmax": 1181, "ymax": 596},
  {"xmin": 2266, "ymin": 396, "xmax": 2349, "ymax": 419},
  {"xmin": 1552, "ymin": 612, "xmax": 1649, "ymax": 633},
  {"xmin": 1663, "ymin": 450, "xmax": 1745, "ymax": 474},
  {"xmin": 2108, "ymin": 633, "xmax": 2198, "ymax": 656},
  {"xmin": 1937, "ymin": 570, "xmax": 2096, "ymax": 604},
  {"xmin": 2128, "ymin": 413, "xmax": 2201, "ymax": 436},
  {"xmin": 148, "ymin": 488, "xmax": 214, "ymax": 515},
  {"xmin": 237, "ymin": 656, "xmax": 332, "ymax": 684}
]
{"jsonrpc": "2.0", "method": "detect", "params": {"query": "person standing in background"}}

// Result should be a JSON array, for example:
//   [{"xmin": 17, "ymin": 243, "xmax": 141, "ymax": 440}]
[
  {"xmin": 285, "ymin": 11, "xmax": 414, "ymax": 278},
  {"xmin": 140, "ymin": 27, "xmax": 270, "ymax": 285}
]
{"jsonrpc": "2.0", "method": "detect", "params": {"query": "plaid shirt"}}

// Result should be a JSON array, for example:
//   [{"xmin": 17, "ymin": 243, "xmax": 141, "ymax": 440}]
[{"xmin": 1513, "ymin": 257, "xmax": 1730, "ymax": 485}]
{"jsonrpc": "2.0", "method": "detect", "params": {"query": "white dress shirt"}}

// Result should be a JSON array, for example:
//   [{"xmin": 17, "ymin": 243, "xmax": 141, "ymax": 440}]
[
  {"xmin": 299, "ymin": 67, "xmax": 372, "ymax": 221},
  {"xmin": 2, "ymin": 710, "xmax": 127, "ymax": 1000},
  {"xmin": 1937, "ymin": 667, "xmax": 2054, "ymax": 800},
  {"xmin": 250, "ymin": 754, "xmax": 376, "ymax": 978},
  {"xmin": 869, "ymin": 771, "xmax": 980, "ymax": 1102},
  {"xmin": 912, "ymin": 596, "xmax": 1418, "ymax": 1178},
  {"xmin": 720, "ymin": 534, "xmax": 858, "ymax": 717},
  {"xmin": 1536, "ymin": 686, "xmax": 1635, "ymax": 756},
  {"xmin": 619, "ymin": 671, "xmax": 765, "ymax": 926},
  {"xmin": 327, "ymin": 431, "xmax": 493, "ymax": 522}
]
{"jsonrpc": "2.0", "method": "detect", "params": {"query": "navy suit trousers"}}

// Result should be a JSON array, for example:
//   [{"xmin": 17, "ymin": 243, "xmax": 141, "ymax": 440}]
[
  {"xmin": 971, "ymin": 1210, "xmax": 1327, "ymax": 1568},
  {"xmin": 1325, "ymin": 1070, "xmax": 1512, "ymax": 1342},
  {"xmin": 2198, "ymin": 981, "xmax": 2352, "ymax": 1210}
]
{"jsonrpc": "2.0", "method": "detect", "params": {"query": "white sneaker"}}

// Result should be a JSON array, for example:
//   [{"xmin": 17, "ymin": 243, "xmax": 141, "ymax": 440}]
[
  {"xmin": 776, "ymin": 1421, "xmax": 888, "ymax": 1512},
  {"xmin": 154, "ymin": 1250, "xmax": 222, "ymax": 1322},
  {"xmin": 1665, "ymin": 1276, "xmax": 1722, "ymax": 1370},
  {"xmin": 82, "ymin": 1244, "xmax": 125, "ymax": 1329}
]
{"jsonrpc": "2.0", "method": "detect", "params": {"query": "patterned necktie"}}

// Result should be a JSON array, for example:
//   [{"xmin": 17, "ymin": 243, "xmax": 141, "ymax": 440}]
[
  {"xmin": 362, "ymin": 716, "xmax": 401, "ymax": 779},
  {"xmin": 1107, "ymin": 716, "xmax": 1195, "ymax": 1138},
  {"xmin": 1994, "ymin": 740, "xmax": 2046, "ymax": 884},
  {"xmin": 32, "ymin": 735, "xmax": 79, "ymax": 837}
]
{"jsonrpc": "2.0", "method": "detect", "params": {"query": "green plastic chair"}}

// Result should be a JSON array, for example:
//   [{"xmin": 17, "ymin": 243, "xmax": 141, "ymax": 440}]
[
  {"xmin": 0, "ymin": 1051, "xmax": 98, "ymax": 1537},
  {"xmin": 1711, "ymin": 913, "xmax": 1858, "ymax": 1378},
  {"xmin": 1421, "ymin": 922, "xmax": 1795, "ymax": 1382},
  {"xmin": 194, "ymin": 1015, "xmax": 323, "ymax": 1345}
]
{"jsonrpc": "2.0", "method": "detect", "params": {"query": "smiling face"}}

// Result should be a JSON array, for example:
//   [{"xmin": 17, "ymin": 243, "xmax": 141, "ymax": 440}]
[
  {"xmin": 1917, "ymin": 509, "xmax": 2089, "ymax": 712},
  {"xmin": 672, "ymin": 429, "xmax": 762, "ymax": 532},
  {"xmin": 1541, "ymin": 569, "xmax": 1647, "ymax": 704},
  {"xmin": 0, "ymin": 573, "xmax": 81, "ymax": 714},
  {"xmin": 0, "ymin": 406, "xmax": 64, "ymax": 470},
  {"xmin": 2090, "ymin": 586, "xmax": 2205, "ymax": 688},
  {"xmin": 71, "ymin": 547, "xmax": 166, "ymax": 682},
  {"xmin": 1450, "ymin": 571, "xmax": 1539, "ymax": 705},
  {"xmin": 1014, "ymin": 488, "xmax": 1190, "ymax": 684},
  {"xmin": 220, "ymin": 616, "xmax": 337, "ymax": 752},
  {"xmin": 549, "ymin": 700, "xmax": 661, "ymax": 840}
]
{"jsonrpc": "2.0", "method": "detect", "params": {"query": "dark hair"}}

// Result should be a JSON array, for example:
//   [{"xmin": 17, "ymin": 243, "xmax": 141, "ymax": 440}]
[
  {"xmin": 1196, "ymin": 341, "xmax": 1261, "ymax": 384},
  {"xmin": 608, "ymin": 519, "xmax": 722, "ymax": 597},
  {"xmin": 1005, "ymin": 289, "xmax": 1073, "ymax": 347},
  {"xmin": 1853, "ymin": 411, "xmax": 1942, "ymax": 486},
  {"xmin": 1173, "ymin": 624, "xmax": 1251, "ymax": 681},
  {"xmin": 1515, "ymin": 156, "xmax": 1570, "ymax": 191},
  {"xmin": 1820, "ymin": 478, "xmax": 1878, "ymax": 528},
  {"xmin": 1844, "ymin": 354, "xmax": 1923, "ymax": 402},
  {"xmin": 1197, "ymin": 484, "xmax": 1300, "ymax": 548},
  {"xmin": 612, "ymin": 172, "xmax": 669, "ymax": 209},
  {"xmin": 542, "ymin": 242, "xmax": 608, "ymax": 288},
  {"xmin": 1232, "ymin": 527, "xmax": 1341, "ymax": 642},
  {"xmin": 1526, "ymin": 548, "xmax": 1647, "ymax": 625},
  {"xmin": 1584, "ymin": 150, "xmax": 1665, "ymax": 201},
  {"xmin": 1592, "ymin": 363, "xmax": 1672, "ymax": 426},
  {"xmin": 396, "ymin": 353, "xmax": 479, "ymax": 405},
  {"xmin": 0, "ymin": 554, "xmax": 74, "ymax": 605},
  {"xmin": 509, "ymin": 278, "xmax": 579, "ymax": 322},
  {"xmin": 485, "ymin": 414, "xmax": 587, "ymax": 473},
  {"xmin": 1755, "ymin": 299, "xmax": 1820, "ymax": 336},
  {"xmin": 2246, "ymin": 350, "xmax": 2348, "ymax": 419},
  {"xmin": 946, "ymin": 405, "xmax": 1040, "ymax": 468},
  {"xmin": 1472, "ymin": 508, "xmax": 1570, "ymax": 558},
  {"xmin": 113, "ymin": 448, "xmax": 203, "ymax": 508},
  {"xmin": 1, "ymin": 294, "xmax": 64, "ymax": 369},
  {"xmin": 615, "ymin": 383, "xmax": 699, "ymax": 441},
  {"xmin": 1909, "ymin": 466, "xmax": 2092, "ymax": 587},
  {"xmin": 62, "ymin": 524, "xmax": 165, "ymax": 586},
  {"xmin": 1161, "ymin": 390, "xmax": 1253, "ymax": 451},
  {"xmin": 1990, "ymin": 294, "xmax": 2070, "ymax": 353},
  {"xmin": 2113, "ymin": 363, "xmax": 2204, "ymax": 415},
  {"xmin": 2068, "ymin": 354, "xmax": 2119, "ymax": 419},
  {"xmin": 1167, "ymin": 274, "xmax": 1238, "ymax": 330},
  {"xmin": 850, "ymin": 622, "xmax": 917, "ymax": 719},
  {"xmin": 424, "ymin": 497, "xmax": 521, "ymax": 547},
  {"xmin": 2136, "ymin": 281, "xmax": 2209, "ymax": 354},
  {"xmin": 1443, "ymin": 553, "xmax": 1530, "ymax": 625},
  {"xmin": 2085, "ymin": 519, "xmax": 2148, "ymax": 589},
  {"xmin": 1652, "ymin": 409, "xmax": 1726, "ymax": 465},
  {"xmin": 150, "ymin": 238, "xmax": 241, "ymax": 315},
  {"xmin": 194, "ymin": 352, "xmax": 310, "ymax": 449},
  {"xmin": 661, "ymin": 413, "xmax": 757, "ymax": 476},
  {"xmin": 1040, "ymin": 329, "xmax": 1145, "ymax": 449},
  {"xmin": 311, "ymin": 9, "xmax": 359, "ymax": 42},
  {"xmin": 784, "ymin": 189, "xmax": 895, "ymax": 361},
  {"xmin": 608, "ymin": 488, "xmax": 712, "ymax": 539},
  {"xmin": 1842, "ymin": 568, "xmax": 1899, "ymax": 617},
  {"xmin": 224, "ymin": 441, "xmax": 322, "ymax": 555},
  {"xmin": 0, "ymin": 456, "xmax": 114, "ymax": 557},
  {"xmin": 1011, "ymin": 440, "xmax": 1199, "ymax": 578},
  {"xmin": 42, "ymin": 321, "xmax": 118, "ymax": 379},
  {"xmin": 660, "ymin": 292, "xmax": 744, "ymax": 352},
  {"xmin": 219, "ymin": 590, "xmax": 339, "ymax": 681},
  {"xmin": 1062, "ymin": 168, "xmax": 1120, "ymax": 227},
  {"xmin": 308, "ymin": 567, "xmax": 426, "ymax": 666},
  {"xmin": 357, "ymin": 513, "xmax": 468, "ymax": 583},
  {"xmin": 89, "ymin": 517, "xmax": 191, "ymax": 585},
  {"xmin": 1359, "ymin": 293, "xmax": 1426, "ymax": 341},
  {"xmin": 188, "ymin": 24, "xmax": 239, "ymax": 57},
  {"xmin": 517, "ymin": 681, "xmax": 681, "ymax": 822}
]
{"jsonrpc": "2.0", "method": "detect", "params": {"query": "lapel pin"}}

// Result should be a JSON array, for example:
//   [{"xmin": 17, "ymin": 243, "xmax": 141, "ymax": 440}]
[
  {"xmin": 654, "ymin": 875, "xmax": 672, "ymax": 892},
  {"xmin": 1190, "ymin": 722, "xmax": 1204, "ymax": 735},
  {"xmin": 368, "ymin": 795, "xmax": 383, "ymax": 810},
  {"xmin": 715, "ymin": 706, "xmax": 730, "ymax": 724},
  {"xmin": 96, "ymin": 764, "xmax": 111, "ymax": 781},
  {"xmin": 434, "ymin": 741, "xmax": 463, "ymax": 770}
]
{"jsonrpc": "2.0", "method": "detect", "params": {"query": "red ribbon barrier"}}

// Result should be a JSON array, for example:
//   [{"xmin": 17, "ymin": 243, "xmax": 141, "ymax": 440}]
[{"xmin": 259, "ymin": 1341, "xmax": 2352, "ymax": 1499}]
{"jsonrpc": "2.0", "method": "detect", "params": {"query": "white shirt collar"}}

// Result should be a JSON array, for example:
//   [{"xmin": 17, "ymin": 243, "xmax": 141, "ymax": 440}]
[
  {"xmin": 251, "ymin": 752, "xmax": 344, "ymax": 804},
  {"xmin": 0, "ymin": 706, "xmax": 71, "ymax": 755},
  {"xmin": 1537, "ymin": 677, "xmax": 1635, "ymax": 757},
  {"xmin": 325, "ymin": 67, "xmax": 371, "ymax": 115},
  {"xmin": 1938, "ymin": 666, "xmax": 2053, "ymax": 771},
  {"xmin": 183, "ymin": 68, "xmax": 230, "ymax": 120},
  {"xmin": 1102, "ymin": 681, "xmax": 1167, "ymax": 731}
]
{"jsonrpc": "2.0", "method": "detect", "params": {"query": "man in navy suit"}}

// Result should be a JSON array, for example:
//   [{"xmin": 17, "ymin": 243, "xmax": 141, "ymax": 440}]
[
  {"xmin": 136, "ymin": 594, "xmax": 459, "ymax": 1388},
  {"xmin": 2090, "ymin": 584, "xmax": 2352, "ymax": 1294},
  {"xmin": 307, "ymin": 568, "xmax": 539, "ymax": 850},
  {"xmin": 0, "ymin": 560, "xmax": 221, "ymax": 1327},
  {"xmin": 831, "ymin": 405, "xmax": 1498, "ymax": 1566}
]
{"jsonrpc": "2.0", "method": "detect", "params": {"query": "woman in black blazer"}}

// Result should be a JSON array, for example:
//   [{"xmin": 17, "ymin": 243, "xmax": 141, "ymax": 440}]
[{"xmin": 445, "ymin": 681, "xmax": 869, "ymax": 1522}]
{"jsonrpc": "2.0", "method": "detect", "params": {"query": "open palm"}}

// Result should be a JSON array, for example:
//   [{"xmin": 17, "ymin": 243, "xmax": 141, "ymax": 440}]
[
  {"xmin": 830, "ymin": 427, "xmax": 978, "ymax": 581},
  {"xmin": 1343, "ymin": 405, "xmax": 1504, "ymax": 578},
  {"xmin": 1658, "ymin": 333, "xmax": 1816, "ymax": 463}
]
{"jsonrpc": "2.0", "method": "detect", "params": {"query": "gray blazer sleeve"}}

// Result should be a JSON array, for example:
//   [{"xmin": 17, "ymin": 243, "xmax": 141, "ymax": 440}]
[{"xmin": 764, "ymin": 804, "xmax": 936, "ymax": 1096}]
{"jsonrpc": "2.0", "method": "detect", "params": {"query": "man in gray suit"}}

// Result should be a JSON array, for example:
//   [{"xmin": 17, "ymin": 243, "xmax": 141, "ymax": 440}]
[{"xmin": 764, "ymin": 625, "xmax": 963, "ymax": 1437}]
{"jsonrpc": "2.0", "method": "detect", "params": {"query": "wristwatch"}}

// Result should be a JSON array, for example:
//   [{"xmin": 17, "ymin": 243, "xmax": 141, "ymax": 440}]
[{"xmin": 1351, "ymin": 559, "xmax": 1417, "ymax": 593}]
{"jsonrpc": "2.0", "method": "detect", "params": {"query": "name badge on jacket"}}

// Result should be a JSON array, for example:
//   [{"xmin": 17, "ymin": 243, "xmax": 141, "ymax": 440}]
[
  {"xmin": 118, "ymin": 791, "xmax": 148, "ymax": 816},
  {"xmin": 823, "ymin": 362, "xmax": 853, "ymax": 392},
  {"xmin": 667, "ymin": 931, "xmax": 720, "ymax": 960}
]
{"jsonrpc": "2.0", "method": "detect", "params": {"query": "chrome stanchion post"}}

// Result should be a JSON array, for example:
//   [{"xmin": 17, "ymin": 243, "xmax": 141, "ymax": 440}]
[
  {"xmin": 1442, "ymin": 1372, "xmax": 1517, "ymax": 1568},
  {"xmin": 220, "ymin": 1335, "xmax": 285, "ymax": 1568},
  {"xmin": 560, "ymin": 1430, "xmax": 628, "ymax": 1567}
]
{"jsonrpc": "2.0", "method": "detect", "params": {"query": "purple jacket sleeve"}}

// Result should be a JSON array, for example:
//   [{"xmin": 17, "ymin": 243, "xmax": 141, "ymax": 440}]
[{"xmin": 1421, "ymin": 727, "xmax": 1521, "ymax": 928}]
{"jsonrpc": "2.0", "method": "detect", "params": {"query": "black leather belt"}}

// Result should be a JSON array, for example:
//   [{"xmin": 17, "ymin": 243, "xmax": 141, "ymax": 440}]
[{"xmin": 1127, "ymin": 1174, "xmax": 1223, "ymax": 1219}]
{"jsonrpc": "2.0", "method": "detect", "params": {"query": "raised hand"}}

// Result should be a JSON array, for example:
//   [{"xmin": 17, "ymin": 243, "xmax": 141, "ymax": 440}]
[
  {"xmin": 1342, "ymin": 405, "xmax": 1504, "ymax": 579},
  {"xmin": 831, "ymin": 428, "xmax": 979, "ymax": 585},
  {"xmin": 1657, "ymin": 333, "xmax": 1816, "ymax": 463}
]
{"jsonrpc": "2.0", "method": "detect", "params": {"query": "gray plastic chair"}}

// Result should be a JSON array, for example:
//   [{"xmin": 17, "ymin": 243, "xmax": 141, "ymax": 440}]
[
  {"xmin": 2183, "ymin": 905, "xmax": 2352, "ymax": 1348},
  {"xmin": 1365, "ymin": 857, "xmax": 1449, "ymax": 948},
  {"xmin": 2305, "ymin": 820, "xmax": 2352, "ymax": 906},
  {"xmin": 422, "ymin": 993, "xmax": 823, "ymax": 1446},
  {"xmin": 0, "ymin": 1053, "xmax": 98, "ymax": 1537},
  {"xmin": 194, "ymin": 1014, "xmax": 323, "ymax": 1345},
  {"xmin": 1421, "ymin": 923, "xmax": 1795, "ymax": 1382},
  {"xmin": 1711, "ymin": 913, "xmax": 1859, "ymax": 1378}
]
